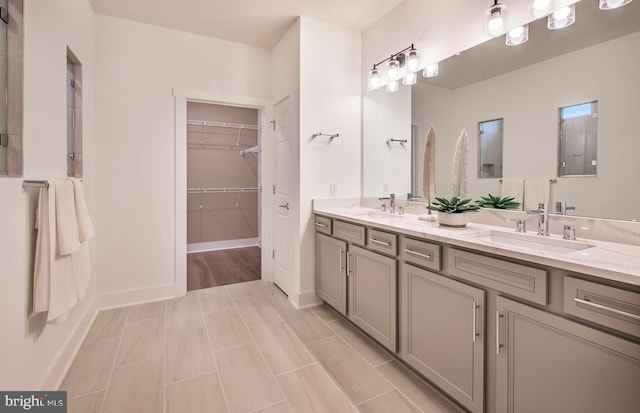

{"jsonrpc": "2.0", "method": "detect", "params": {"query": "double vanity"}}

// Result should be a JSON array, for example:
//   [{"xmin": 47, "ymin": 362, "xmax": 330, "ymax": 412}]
[{"xmin": 313, "ymin": 200, "xmax": 640, "ymax": 413}]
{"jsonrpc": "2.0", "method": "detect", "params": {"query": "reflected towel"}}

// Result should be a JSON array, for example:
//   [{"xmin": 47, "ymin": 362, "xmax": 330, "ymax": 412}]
[
  {"xmin": 524, "ymin": 179, "xmax": 551, "ymax": 211},
  {"xmin": 31, "ymin": 179, "xmax": 94, "ymax": 323},
  {"xmin": 500, "ymin": 179, "xmax": 524, "ymax": 210}
]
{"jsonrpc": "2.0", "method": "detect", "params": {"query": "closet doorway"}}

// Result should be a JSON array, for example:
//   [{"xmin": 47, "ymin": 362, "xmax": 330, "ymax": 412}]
[{"xmin": 186, "ymin": 102, "xmax": 262, "ymax": 290}]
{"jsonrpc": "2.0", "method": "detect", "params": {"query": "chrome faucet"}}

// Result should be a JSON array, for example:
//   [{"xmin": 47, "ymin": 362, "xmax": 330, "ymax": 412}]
[
  {"xmin": 378, "ymin": 193, "xmax": 396, "ymax": 214},
  {"xmin": 528, "ymin": 202, "xmax": 550, "ymax": 236}
]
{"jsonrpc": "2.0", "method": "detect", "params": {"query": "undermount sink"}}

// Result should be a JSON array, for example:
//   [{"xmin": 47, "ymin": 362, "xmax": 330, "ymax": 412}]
[
  {"xmin": 469, "ymin": 229, "xmax": 595, "ymax": 255},
  {"xmin": 349, "ymin": 210, "xmax": 408, "ymax": 220}
]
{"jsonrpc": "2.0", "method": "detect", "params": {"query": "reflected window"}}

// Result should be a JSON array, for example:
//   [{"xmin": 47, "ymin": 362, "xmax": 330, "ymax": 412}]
[
  {"xmin": 478, "ymin": 118, "xmax": 503, "ymax": 179},
  {"xmin": 558, "ymin": 101, "xmax": 597, "ymax": 177}
]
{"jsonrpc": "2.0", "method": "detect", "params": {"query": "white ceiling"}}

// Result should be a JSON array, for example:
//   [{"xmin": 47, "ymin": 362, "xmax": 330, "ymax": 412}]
[{"xmin": 88, "ymin": 0, "xmax": 406, "ymax": 49}]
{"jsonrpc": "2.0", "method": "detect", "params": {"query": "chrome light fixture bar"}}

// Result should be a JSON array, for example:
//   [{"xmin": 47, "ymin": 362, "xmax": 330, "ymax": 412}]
[{"xmin": 368, "ymin": 44, "xmax": 419, "ymax": 90}]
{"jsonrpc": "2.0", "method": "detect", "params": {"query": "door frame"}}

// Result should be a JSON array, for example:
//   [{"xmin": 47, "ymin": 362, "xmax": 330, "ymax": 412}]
[{"xmin": 173, "ymin": 88, "xmax": 273, "ymax": 296}]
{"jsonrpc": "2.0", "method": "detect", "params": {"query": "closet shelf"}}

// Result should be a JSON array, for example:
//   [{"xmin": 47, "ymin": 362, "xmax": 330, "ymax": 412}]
[
  {"xmin": 187, "ymin": 187, "xmax": 259, "ymax": 194},
  {"xmin": 187, "ymin": 119, "xmax": 258, "ymax": 130}
]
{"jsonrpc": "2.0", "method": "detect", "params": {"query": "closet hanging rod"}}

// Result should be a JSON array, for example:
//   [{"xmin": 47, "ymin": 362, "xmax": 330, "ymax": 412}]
[
  {"xmin": 22, "ymin": 180, "xmax": 49, "ymax": 188},
  {"xmin": 187, "ymin": 187, "xmax": 259, "ymax": 194},
  {"xmin": 187, "ymin": 119, "xmax": 259, "ymax": 130}
]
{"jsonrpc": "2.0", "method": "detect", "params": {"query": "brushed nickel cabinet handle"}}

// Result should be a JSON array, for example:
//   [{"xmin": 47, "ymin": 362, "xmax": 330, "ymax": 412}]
[
  {"xmin": 574, "ymin": 298, "xmax": 640, "ymax": 321},
  {"xmin": 370, "ymin": 238, "xmax": 391, "ymax": 247},
  {"xmin": 472, "ymin": 301, "xmax": 479, "ymax": 343},
  {"xmin": 496, "ymin": 311, "xmax": 503, "ymax": 354},
  {"xmin": 403, "ymin": 248, "xmax": 432, "ymax": 260},
  {"xmin": 315, "ymin": 222, "xmax": 328, "ymax": 228}
]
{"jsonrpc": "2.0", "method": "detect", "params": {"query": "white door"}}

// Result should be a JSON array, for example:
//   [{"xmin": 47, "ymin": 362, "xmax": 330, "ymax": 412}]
[{"xmin": 273, "ymin": 96, "xmax": 293, "ymax": 295}]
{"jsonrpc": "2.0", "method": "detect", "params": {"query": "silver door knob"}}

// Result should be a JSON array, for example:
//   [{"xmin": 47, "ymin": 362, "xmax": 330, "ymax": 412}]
[{"xmin": 278, "ymin": 203, "xmax": 290, "ymax": 210}]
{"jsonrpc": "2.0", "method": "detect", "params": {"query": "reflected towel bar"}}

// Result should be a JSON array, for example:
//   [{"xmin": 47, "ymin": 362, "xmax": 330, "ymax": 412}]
[
  {"xmin": 312, "ymin": 132, "xmax": 339, "ymax": 139},
  {"xmin": 22, "ymin": 180, "xmax": 49, "ymax": 189},
  {"xmin": 499, "ymin": 179, "xmax": 557, "ymax": 183},
  {"xmin": 386, "ymin": 138, "xmax": 408, "ymax": 144}
]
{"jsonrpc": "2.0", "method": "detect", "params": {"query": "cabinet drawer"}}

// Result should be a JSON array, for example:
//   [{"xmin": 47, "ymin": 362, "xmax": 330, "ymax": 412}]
[
  {"xmin": 564, "ymin": 276, "xmax": 640, "ymax": 338},
  {"xmin": 368, "ymin": 229, "xmax": 398, "ymax": 256},
  {"xmin": 333, "ymin": 220, "xmax": 366, "ymax": 246},
  {"xmin": 448, "ymin": 249, "xmax": 548, "ymax": 305},
  {"xmin": 314, "ymin": 215, "xmax": 332, "ymax": 235},
  {"xmin": 400, "ymin": 238, "xmax": 441, "ymax": 271}
]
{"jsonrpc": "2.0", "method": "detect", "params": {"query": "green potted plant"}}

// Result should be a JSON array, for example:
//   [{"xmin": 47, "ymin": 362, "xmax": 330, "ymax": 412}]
[
  {"xmin": 476, "ymin": 194, "xmax": 521, "ymax": 209},
  {"xmin": 427, "ymin": 196, "xmax": 480, "ymax": 227}
]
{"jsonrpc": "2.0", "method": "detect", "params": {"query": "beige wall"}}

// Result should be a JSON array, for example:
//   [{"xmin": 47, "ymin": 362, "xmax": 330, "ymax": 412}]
[
  {"xmin": 298, "ymin": 17, "xmax": 362, "ymax": 303},
  {"xmin": 94, "ymin": 15, "xmax": 271, "ymax": 304},
  {"xmin": 186, "ymin": 102, "xmax": 259, "ymax": 244},
  {"xmin": 0, "ymin": 0, "xmax": 97, "ymax": 390}
]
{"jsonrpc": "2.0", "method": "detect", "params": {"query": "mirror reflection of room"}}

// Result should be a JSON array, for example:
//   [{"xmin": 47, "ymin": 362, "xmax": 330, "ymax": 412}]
[{"xmin": 362, "ymin": 0, "xmax": 640, "ymax": 221}]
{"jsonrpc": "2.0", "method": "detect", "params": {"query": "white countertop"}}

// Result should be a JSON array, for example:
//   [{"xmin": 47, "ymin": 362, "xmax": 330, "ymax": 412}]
[{"xmin": 313, "ymin": 205, "xmax": 640, "ymax": 286}]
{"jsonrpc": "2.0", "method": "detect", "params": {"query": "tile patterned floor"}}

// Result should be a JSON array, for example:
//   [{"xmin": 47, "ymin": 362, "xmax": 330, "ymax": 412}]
[{"xmin": 61, "ymin": 280, "xmax": 463, "ymax": 413}]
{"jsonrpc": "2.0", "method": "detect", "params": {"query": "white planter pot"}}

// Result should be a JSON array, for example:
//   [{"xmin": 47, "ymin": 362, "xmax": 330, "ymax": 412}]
[{"xmin": 437, "ymin": 212, "xmax": 469, "ymax": 228}]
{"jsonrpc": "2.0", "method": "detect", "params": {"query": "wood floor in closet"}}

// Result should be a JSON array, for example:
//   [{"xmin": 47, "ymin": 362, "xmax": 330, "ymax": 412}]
[{"xmin": 187, "ymin": 246, "xmax": 261, "ymax": 291}]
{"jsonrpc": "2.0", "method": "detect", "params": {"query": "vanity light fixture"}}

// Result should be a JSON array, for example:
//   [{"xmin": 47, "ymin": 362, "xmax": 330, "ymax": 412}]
[
  {"xmin": 367, "ymin": 44, "xmax": 419, "ymax": 90},
  {"xmin": 485, "ymin": 0, "xmax": 507, "ymax": 37},
  {"xmin": 548, "ymin": 4, "xmax": 575, "ymax": 29},
  {"xmin": 406, "ymin": 47, "xmax": 419, "ymax": 72},
  {"xmin": 403, "ymin": 71, "xmax": 417, "ymax": 86},
  {"xmin": 388, "ymin": 56, "xmax": 401, "ymax": 80},
  {"xmin": 599, "ymin": 0, "xmax": 632, "ymax": 9},
  {"xmin": 423, "ymin": 62, "xmax": 439, "ymax": 78},
  {"xmin": 368, "ymin": 68, "xmax": 381, "ymax": 89},
  {"xmin": 531, "ymin": 0, "xmax": 552, "ymax": 18},
  {"xmin": 506, "ymin": 25, "xmax": 529, "ymax": 46}
]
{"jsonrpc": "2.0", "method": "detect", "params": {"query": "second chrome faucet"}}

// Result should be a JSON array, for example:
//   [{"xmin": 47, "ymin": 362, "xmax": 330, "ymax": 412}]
[
  {"xmin": 528, "ymin": 202, "xmax": 550, "ymax": 236},
  {"xmin": 378, "ymin": 193, "xmax": 396, "ymax": 214}
]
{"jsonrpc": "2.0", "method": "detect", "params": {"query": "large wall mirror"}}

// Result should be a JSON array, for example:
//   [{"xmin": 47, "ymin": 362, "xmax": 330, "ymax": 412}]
[{"xmin": 362, "ymin": 0, "xmax": 640, "ymax": 221}]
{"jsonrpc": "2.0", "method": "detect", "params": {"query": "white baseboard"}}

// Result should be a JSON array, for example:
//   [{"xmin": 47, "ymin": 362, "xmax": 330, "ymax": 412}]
[
  {"xmin": 98, "ymin": 283, "xmax": 177, "ymax": 310},
  {"xmin": 187, "ymin": 238, "xmax": 260, "ymax": 253},
  {"xmin": 289, "ymin": 289, "xmax": 323, "ymax": 309},
  {"xmin": 41, "ymin": 297, "xmax": 98, "ymax": 391}
]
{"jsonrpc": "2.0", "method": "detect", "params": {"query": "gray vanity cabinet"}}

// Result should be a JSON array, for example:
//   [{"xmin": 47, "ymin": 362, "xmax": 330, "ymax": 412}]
[
  {"xmin": 315, "ymin": 232, "xmax": 348, "ymax": 315},
  {"xmin": 496, "ymin": 296, "xmax": 640, "ymax": 413},
  {"xmin": 400, "ymin": 263, "xmax": 485, "ymax": 413},
  {"xmin": 348, "ymin": 244, "xmax": 398, "ymax": 352}
]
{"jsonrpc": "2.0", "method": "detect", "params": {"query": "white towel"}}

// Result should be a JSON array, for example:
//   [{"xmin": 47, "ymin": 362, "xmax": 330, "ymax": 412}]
[
  {"xmin": 500, "ymin": 179, "xmax": 524, "ymax": 210},
  {"xmin": 524, "ymin": 179, "xmax": 551, "ymax": 211},
  {"xmin": 70, "ymin": 178, "xmax": 95, "ymax": 242},
  {"xmin": 31, "ymin": 179, "xmax": 94, "ymax": 323},
  {"xmin": 55, "ymin": 180, "xmax": 81, "ymax": 256}
]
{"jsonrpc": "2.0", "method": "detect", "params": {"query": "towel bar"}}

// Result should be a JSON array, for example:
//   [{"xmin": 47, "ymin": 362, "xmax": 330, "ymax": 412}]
[
  {"xmin": 499, "ymin": 179, "xmax": 557, "ymax": 183},
  {"xmin": 22, "ymin": 180, "xmax": 49, "ymax": 189}
]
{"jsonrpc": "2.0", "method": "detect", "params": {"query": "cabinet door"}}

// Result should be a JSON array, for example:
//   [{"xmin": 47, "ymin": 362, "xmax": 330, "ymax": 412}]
[
  {"xmin": 348, "ymin": 245, "xmax": 397, "ymax": 352},
  {"xmin": 316, "ymin": 233, "xmax": 347, "ymax": 315},
  {"xmin": 496, "ymin": 296, "xmax": 640, "ymax": 413},
  {"xmin": 400, "ymin": 264, "xmax": 485, "ymax": 413}
]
